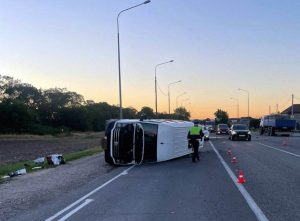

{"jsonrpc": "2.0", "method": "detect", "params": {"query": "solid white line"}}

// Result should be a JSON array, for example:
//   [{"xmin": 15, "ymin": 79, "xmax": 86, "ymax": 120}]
[
  {"xmin": 58, "ymin": 199, "xmax": 94, "ymax": 221},
  {"xmin": 257, "ymin": 142, "xmax": 300, "ymax": 158},
  {"xmin": 209, "ymin": 141, "xmax": 269, "ymax": 221},
  {"xmin": 45, "ymin": 165, "xmax": 135, "ymax": 221}
]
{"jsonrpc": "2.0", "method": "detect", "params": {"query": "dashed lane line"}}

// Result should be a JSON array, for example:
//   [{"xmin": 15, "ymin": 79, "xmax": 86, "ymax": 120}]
[{"xmin": 45, "ymin": 165, "xmax": 135, "ymax": 221}]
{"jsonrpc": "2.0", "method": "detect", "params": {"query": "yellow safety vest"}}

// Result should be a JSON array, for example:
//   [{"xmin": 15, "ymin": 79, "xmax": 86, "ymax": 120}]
[{"xmin": 189, "ymin": 126, "xmax": 202, "ymax": 135}]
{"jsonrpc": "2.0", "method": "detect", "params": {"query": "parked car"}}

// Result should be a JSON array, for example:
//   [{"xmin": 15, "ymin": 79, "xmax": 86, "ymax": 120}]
[
  {"xmin": 217, "ymin": 124, "xmax": 229, "ymax": 134},
  {"xmin": 229, "ymin": 124, "xmax": 251, "ymax": 141}
]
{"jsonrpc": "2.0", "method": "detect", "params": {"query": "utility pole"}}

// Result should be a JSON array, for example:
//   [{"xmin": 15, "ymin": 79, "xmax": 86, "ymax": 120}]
[
  {"xmin": 291, "ymin": 94, "xmax": 294, "ymax": 118},
  {"xmin": 117, "ymin": 0, "xmax": 151, "ymax": 119},
  {"xmin": 154, "ymin": 60, "xmax": 174, "ymax": 116},
  {"xmin": 269, "ymin": 105, "xmax": 271, "ymax": 115},
  {"xmin": 276, "ymin": 104, "xmax": 278, "ymax": 113}
]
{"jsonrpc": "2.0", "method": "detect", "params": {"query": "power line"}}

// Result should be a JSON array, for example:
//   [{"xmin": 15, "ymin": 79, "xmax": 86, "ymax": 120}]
[
  {"xmin": 157, "ymin": 82, "xmax": 168, "ymax": 96},
  {"xmin": 278, "ymin": 96, "xmax": 291, "ymax": 110}
]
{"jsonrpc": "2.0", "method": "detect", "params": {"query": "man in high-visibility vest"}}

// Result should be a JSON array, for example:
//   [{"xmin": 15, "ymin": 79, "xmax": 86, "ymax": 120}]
[{"xmin": 188, "ymin": 122, "xmax": 204, "ymax": 162}]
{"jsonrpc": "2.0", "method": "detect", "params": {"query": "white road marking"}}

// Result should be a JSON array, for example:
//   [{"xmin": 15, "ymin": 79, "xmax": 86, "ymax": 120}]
[
  {"xmin": 209, "ymin": 141, "xmax": 269, "ymax": 221},
  {"xmin": 257, "ymin": 142, "xmax": 300, "ymax": 158},
  {"xmin": 57, "ymin": 199, "xmax": 94, "ymax": 221},
  {"xmin": 45, "ymin": 165, "xmax": 135, "ymax": 221}
]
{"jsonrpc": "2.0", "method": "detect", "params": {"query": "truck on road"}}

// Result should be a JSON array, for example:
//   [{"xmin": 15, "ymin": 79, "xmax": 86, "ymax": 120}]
[{"xmin": 260, "ymin": 114, "xmax": 296, "ymax": 136}]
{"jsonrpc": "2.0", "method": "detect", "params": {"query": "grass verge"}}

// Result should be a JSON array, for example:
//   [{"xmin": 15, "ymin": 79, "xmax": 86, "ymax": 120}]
[
  {"xmin": 0, "ymin": 146, "xmax": 102, "ymax": 181},
  {"xmin": 64, "ymin": 146, "xmax": 102, "ymax": 162}
]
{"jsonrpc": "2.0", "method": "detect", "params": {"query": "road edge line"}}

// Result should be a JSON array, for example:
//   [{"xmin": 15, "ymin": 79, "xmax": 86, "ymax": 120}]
[
  {"xmin": 45, "ymin": 165, "xmax": 135, "ymax": 221},
  {"xmin": 209, "ymin": 141, "xmax": 269, "ymax": 221}
]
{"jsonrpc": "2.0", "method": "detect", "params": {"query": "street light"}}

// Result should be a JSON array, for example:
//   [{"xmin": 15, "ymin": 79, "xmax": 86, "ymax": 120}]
[
  {"xmin": 168, "ymin": 80, "xmax": 181, "ymax": 114},
  {"xmin": 230, "ymin": 97, "xmax": 239, "ymax": 118},
  {"xmin": 155, "ymin": 60, "xmax": 174, "ymax": 116},
  {"xmin": 238, "ymin": 88, "xmax": 250, "ymax": 118},
  {"xmin": 176, "ymin": 92, "xmax": 187, "ymax": 108},
  {"xmin": 117, "ymin": 0, "xmax": 151, "ymax": 119}
]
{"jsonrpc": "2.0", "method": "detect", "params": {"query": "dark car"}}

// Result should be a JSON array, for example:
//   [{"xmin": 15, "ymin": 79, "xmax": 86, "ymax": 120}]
[
  {"xmin": 229, "ymin": 124, "xmax": 251, "ymax": 141},
  {"xmin": 217, "ymin": 124, "xmax": 229, "ymax": 134}
]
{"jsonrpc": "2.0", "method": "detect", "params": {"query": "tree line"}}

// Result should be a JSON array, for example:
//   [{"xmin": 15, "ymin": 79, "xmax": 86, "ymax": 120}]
[{"xmin": 0, "ymin": 75, "xmax": 190, "ymax": 134}]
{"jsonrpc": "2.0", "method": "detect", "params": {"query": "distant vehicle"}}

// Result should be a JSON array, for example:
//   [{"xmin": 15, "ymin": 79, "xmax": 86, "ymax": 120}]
[
  {"xmin": 260, "ymin": 114, "xmax": 296, "ymax": 136},
  {"xmin": 205, "ymin": 121, "xmax": 216, "ymax": 132},
  {"xmin": 229, "ymin": 124, "xmax": 251, "ymax": 141},
  {"xmin": 217, "ymin": 124, "xmax": 229, "ymax": 134},
  {"xmin": 103, "ymin": 119, "xmax": 201, "ymax": 165},
  {"xmin": 202, "ymin": 125, "xmax": 210, "ymax": 141}
]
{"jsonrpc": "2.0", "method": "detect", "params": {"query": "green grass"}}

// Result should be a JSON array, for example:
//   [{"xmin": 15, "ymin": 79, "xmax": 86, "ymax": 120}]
[
  {"xmin": 0, "ymin": 146, "xmax": 102, "ymax": 180},
  {"xmin": 0, "ymin": 160, "xmax": 35, "ymax": 177},
  {"xmin": 64, "ymin": 146, "xmax": 102, "ymax": 162}
]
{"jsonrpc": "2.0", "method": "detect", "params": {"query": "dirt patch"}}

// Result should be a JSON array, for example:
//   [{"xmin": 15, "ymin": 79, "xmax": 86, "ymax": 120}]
[{"xmin": 0, "ymin": 132, "xmax": 104, "ymax": 166}]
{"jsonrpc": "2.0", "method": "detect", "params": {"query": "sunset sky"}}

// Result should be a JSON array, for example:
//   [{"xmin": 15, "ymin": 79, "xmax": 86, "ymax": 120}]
[{"xmin": 1, "ymin": 0, "xmax": 300, "ymax": 119}]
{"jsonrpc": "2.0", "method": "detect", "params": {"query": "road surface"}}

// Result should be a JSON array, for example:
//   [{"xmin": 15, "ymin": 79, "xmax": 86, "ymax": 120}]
[{"xmin": 7, "ymin": 135, "xmax": 300, "ymax": 221}]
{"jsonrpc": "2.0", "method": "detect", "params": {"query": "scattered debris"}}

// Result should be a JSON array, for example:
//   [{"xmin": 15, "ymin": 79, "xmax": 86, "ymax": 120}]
[
  {"xmin": 4, "ymin": 154, "xmax": 66, "ymax": 179},
  {"xmin": 46, "ymin": 154, "xmax": 65, "ymax": 166},
  {"xmin": 34, "ymin": 157, "xmax": 45, "ymax": 165},
  {"xmin": 1, "ymin": 175, "xmax": 10, "ymax": 179},
  {"xmin": 32, "ymin": 166, "xmax": 42, "ymax": 170},
  {"xmin": 8, "ymin": 168, "xmax": 27, "ymax": 177}
]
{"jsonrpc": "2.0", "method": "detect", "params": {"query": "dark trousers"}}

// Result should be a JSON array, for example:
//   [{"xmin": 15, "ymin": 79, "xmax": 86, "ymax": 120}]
[{"xmin": 191, "ymin": 140, "xmax": 200, "ymax": 162}]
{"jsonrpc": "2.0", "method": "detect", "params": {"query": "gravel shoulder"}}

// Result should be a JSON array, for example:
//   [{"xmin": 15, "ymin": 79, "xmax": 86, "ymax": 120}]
[{"xmin": 0, "ymin": 152, "xmax": 114, "ymax": 220}]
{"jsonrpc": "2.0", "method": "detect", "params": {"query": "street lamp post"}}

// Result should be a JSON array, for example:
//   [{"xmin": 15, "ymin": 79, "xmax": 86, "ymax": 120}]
[
  {"xmin": 155, "ymin": 60, "xmax": 174, "ymax": 116},
  {"xmin": 238, "ymin": 88, "xmax": 250, "ymax": 118},
  {"xmin": 230, "ymin": 97, "xmax": 239, "ymax": 118},
  {"xmin": 176, "ymin": 92, "xmax": 187, "ymax": 108},
  {"xmin": 168, "ymin": 80, "xmax": 181, "ymax": 114},
  {"xmin": 117, "ymin": 0, "xmax": 151, "ymax": 119}
]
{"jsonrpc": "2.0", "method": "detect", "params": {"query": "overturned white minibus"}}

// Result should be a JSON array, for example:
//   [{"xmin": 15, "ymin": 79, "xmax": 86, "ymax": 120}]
[{"xmin": 103, "ymin": 119, "xmax": 202, "ymax": 165}]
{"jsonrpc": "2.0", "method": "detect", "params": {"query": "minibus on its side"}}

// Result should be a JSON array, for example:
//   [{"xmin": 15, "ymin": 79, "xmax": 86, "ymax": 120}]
[{"xmin": 103, "ymin": 119, "xmax": 200, "ymax": 165}]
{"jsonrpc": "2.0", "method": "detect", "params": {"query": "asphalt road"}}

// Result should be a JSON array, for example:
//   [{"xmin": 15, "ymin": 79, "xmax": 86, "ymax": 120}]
[{"xmin": 8, "ymin": 134, "xmax": 300, "ymax": 221}]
